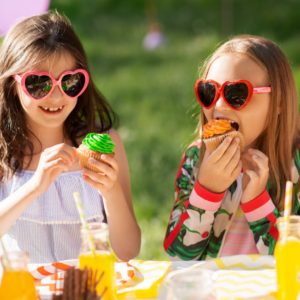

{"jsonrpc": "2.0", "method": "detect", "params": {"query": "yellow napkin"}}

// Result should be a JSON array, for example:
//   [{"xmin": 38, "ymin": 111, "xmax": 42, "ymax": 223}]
[{"xmin": 116, "ymin": 260, "xmax": 171, "ymax": 299}]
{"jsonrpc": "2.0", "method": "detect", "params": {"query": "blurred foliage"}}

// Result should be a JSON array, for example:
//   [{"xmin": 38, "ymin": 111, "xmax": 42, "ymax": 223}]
[
  {"xmin": 5, "ymin": 0, "xmax": 298, "ymax": 260},
  {"xmin": 50, "ymin": 0, "xmax": 300, "ymax": 41}
]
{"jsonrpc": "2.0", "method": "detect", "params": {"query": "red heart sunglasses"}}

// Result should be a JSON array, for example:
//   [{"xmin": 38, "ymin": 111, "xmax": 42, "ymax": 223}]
[
  {"xmin": 13, "ymin": 69, "xmax": 89, "ymax": 100},
  {"xmin": 195, "ymin": 78, "xmax": 271, "ymax": 110}
]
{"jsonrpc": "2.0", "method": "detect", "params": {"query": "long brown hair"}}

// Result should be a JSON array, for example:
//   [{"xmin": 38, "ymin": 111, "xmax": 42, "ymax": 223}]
[
  {"xmin": 0, "ymin": 11, "xmax": 118, "ymax": 181},
  {"xmin": 196, "ymin": 35, "xmax": 300, "ymax": 208}
]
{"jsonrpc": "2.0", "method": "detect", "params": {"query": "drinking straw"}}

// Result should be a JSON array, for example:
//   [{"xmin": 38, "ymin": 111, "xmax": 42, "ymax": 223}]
[
  {"xmin": 283, "ymin": 181, "xmax": 293, "ymax": 241},
  {"xmin": 73, "ymin": 192, "xmax": 96, "ymax": 257},
  {"xmin": 0, "ymin": 234, "xmax": 7, "ymax": 254},
  {"xmin": 0, "ymin": 234, "xmax": 11, "ymax": 267}
]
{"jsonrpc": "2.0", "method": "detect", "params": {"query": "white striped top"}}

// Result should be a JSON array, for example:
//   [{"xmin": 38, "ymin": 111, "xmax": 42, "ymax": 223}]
[{"xmin": 0, "ymin": 170, "xmax": 104, "ymax": 263}]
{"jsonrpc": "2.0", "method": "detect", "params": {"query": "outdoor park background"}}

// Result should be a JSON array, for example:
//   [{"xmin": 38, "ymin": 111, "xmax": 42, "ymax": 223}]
[{"xmin": 3, "ymin": 0, "xmax": 300, "ymax": 260}]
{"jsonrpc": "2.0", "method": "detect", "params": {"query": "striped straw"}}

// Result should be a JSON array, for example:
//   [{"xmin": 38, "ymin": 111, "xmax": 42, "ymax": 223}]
[
  {"xmin": 0, "ymin": 234, "xmax": 7, "ymax": 254},
  {"xmin": 283, "ymin": 181, "xmax": 293, "ymax": 240},
  {"xmin": 0, "ymin": 234, "xmax": 11, "ymax": 268},
  {"xmin": 73, "ymin": 192, "xmax": 96, "ymax": 257}
]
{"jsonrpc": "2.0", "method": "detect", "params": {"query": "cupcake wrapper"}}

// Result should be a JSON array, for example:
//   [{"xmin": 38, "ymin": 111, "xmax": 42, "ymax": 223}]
[
  {"xmin": 203, "ymin": 131, "xmax": 245, "ymax": 153},
  {"xmin": 77, "ymin": 145, "xmax": 115, "ymax": 173}
]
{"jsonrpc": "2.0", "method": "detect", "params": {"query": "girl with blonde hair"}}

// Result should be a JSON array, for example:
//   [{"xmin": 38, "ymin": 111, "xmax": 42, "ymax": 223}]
[{"xmin": 164, "ymin": 35, "xmax": 300, "ymax": 260}]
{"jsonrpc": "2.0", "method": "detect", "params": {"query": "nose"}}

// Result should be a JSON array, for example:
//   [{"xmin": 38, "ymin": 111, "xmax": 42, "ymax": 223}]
[
  {"xmin": 48, "ymin": 84, "xmax": 64, "ymax": 100},
  {"xmin": 214, "ymin": 94, "xmax": 231, "ymax": 112}
]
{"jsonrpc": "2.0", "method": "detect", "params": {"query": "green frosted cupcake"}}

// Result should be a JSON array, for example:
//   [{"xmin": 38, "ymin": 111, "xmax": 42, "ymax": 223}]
[{"xmin": 77, "ymin": 133, "xmax": 115, "ymax": 172}]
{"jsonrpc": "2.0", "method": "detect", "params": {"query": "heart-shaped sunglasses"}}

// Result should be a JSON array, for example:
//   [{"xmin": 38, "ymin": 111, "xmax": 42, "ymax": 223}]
[
  {"xmin": 13, "ymin": 69, "xmax": 89, "ymax": 100},
  {"xmin": 195, "ymin": 79, "xmax": 271, "ymax": 110}
]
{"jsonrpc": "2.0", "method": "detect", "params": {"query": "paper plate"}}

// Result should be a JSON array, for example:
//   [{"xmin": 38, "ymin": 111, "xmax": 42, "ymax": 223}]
[
  {"xmin": 191, "ymin": 255, "xmax": 275, "ymax": 271},
  {"xmin": 191, "ymin": 255, "xmax": 277, "ymax": 300}
]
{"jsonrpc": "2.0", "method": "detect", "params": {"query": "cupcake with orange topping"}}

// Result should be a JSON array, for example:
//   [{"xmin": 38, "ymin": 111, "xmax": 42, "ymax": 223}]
[
  {"xmin": 202, "ymin": 119, "xmax": 245, "ymax": 152},
  {"xmin": 77, "ymin": 133, "xmax": 115, "ymax": 173}
]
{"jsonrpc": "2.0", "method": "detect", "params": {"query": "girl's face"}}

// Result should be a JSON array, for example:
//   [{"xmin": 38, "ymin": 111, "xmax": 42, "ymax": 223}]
[
  {"xmin": 16, "ymin": 51, "xmax": 78, "ymax": 131},
  {"xmin": 204, "ymin": 53, "xmax": 271, "ymax": 149}
]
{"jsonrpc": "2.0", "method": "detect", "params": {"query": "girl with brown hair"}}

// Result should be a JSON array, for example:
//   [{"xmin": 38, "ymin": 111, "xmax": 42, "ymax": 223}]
[
  {"xmin": 0, "ymin": 11, "xmax": 140, "ymax": 263},
  {"xmin": 164, "ymin": 35, "xmax": 300, "ymax": 260}
]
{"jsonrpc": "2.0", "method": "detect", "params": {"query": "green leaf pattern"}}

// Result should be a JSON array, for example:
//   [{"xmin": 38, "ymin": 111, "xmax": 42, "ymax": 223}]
[{"xmin": 165, "ymin": 144, "xmax": 300, "ymax": 260}]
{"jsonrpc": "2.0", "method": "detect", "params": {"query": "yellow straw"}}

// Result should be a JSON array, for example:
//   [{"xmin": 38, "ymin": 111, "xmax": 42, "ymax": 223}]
[
  {"xmin": 0, "ymin": 234, "xmax": 7, "ymax": 254},
  {"xmin": 283, "ymin": 181, "xmax": 293, "ymax": 240},
  {"xmin": 0, "ymin": 234, "xmax": 11, "ymax": 268},
  {"xmin": 73, "ymin": 192, "xmax": 96, "ymax": 257}
]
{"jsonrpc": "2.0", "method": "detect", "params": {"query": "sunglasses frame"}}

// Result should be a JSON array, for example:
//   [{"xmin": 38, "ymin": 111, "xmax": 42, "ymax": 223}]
[
  {"xmin": 195, "ymin": 78, "xmax": 271, "ymax": 111},
  {"xmin": 13, "ymin": 69, "xmax": 89, "ymax": 101}
]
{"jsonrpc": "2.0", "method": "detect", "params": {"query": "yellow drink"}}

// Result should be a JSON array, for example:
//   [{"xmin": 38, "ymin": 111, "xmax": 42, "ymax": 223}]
[
  {"xmin": 0, "ymin": 270, "xmax": 37, "ymax": 300},
  {"xmin": 275, "ymin": 238, "xmax": 300, "ymax": 300},
  {"xmin": 79, "ymin": 251, "xmax": 116, "ymax": 300}
]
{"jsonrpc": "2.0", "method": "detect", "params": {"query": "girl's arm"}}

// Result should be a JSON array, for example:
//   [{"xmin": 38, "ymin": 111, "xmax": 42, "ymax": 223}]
[
  {"xmin": 0, "ymin": 144, "xmax": 77, "ymax": 235},
  {"xmin": 80, "ymin": 129, "xmax": 141, "ymax": 261},
  {"xmin": 164, "ymin": 138, "xmax": 241, "ymax": 261},
  {"xmin": 164, "ymin": 143, "xmax": 222, "ymax": 261},
  {"xmin": 240, "ymin": 190, "xmax": 281, "ymax": 255},
  {"xmin": 240, "ymin": 149, "xmax": 281, "ymax": 255}
]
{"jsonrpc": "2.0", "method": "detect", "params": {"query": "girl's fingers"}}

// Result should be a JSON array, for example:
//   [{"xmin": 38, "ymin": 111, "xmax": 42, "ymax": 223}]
[
  {"xmin": 81, "ymin": 168, "xmax": 114, "ymax": 186},
  {"xmin": 224, "ymin": 146, "xmax": 241, "ymax": 173},
  {"xmin": 46, "ymin": 158, "xmax": 69, "ymax": 172},
  {"xmin": 248, "ymin": 148, "xmax": 268, "ymax": 162},
  {"xmin": 209, "ymin": 137, "xmax": 233, "ymax": 163},
  {"xmin": 231, "ymin": 159, "xmax": 243, "ymax": 178},
  {"xmin": 45, "ymin": 150, "xmax": 74, "ymax": 166},
  {"xmin": 240, "ymin": 152, "xmax": 258, "ymax": 167},
  {"xmin": 252, "ymin": 155, "xmax": 269, "ymax": 173},
  {"xmin": 203, "ymin": 147, "xmax": 211, "ymax": 159},
  {"xmin": 45, "ymin": 143, "xmax": 77, "ymax": 158},
  {"xmin": 73, "ymin": 147, "xmax": 79, "ymax": 158},
  {"xmin": 87, "ymin": 158, "xmax": 117, "ymax": 180},
  {"xmin": 245, "ymin": 169, "xmax": 259, "ymax": 181},
  {"xmin": 43, "ymin": 144, "xmax": 77, "ymax": 164},
  {"xmin": 218, "ymin": 138, "xmax": 241, "ymax": 169},
  {"xmin": 100, "ymin": 154, "xmax": 118, "ymax": 171},
  {"xmin": 82, "ymin": 174, "xmax": 104, "ymax": 190},
  {"xmin": 87, "ymin": 156, "xmax": 119, "ymax": 178}
]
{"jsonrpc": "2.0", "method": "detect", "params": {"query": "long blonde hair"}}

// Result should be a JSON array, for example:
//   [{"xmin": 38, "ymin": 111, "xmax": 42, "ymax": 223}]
[{"xmin": 196, "ymin": 35, "xmax": 300, "ymax": 208}]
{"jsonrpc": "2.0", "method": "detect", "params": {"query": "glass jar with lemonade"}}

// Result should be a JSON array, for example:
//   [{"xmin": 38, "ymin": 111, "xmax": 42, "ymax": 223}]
[
  {"xmin": 275, "ymin": 216, "xmax": 300, "ymax": 300},
  {"xmin": 79, "ymin": 222, "xmax": 116, "ymax": 300},
  {"xmin": 0, "ymin": 251, "xmax": 37, "ymax": 300}
]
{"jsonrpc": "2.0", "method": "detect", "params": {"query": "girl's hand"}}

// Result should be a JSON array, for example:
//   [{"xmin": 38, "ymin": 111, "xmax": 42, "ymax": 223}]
[
  {"xmin": 80, "ymin": 154, "xmax": 119, "ymax": 197},
  {"xmin": 30, "ymin": 144, "xmax": 78, "ymax": 194},
  {"xmin": 198, "ymin": 137, "xmax": 242, "ymax": 193},
  {"xmin": 240, "ymin": 149, "xmax": 269, "ymax": 204}
]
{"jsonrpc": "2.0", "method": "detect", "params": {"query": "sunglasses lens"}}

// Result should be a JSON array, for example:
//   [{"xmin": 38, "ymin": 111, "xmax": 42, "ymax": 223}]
[
  {"xmin": 224, "ymin": 83, "xmax": 248, "ymax": 109},
  {"xmin": 61, "ymin": 72, "xmax": 85, "ymax": 97},
  {"xmin": 25, "ymin": 75, "xmax": 52, "ymax": 99},
  {"xmin": 197, "ymin": 81, "xmax": 216, "ymax": 108}
]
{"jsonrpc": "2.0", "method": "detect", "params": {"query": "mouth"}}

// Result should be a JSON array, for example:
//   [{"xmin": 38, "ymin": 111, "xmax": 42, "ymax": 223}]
[
  {"xmin": 39, "ymin": 106, "xmax": 64, "ymax": 114},
  {"xmin": 216, "ymin": 117, "xmax": 239, "ymax": 131}
]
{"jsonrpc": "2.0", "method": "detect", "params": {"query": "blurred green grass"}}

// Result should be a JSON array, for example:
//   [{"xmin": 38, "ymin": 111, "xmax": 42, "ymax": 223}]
[{"xmin": 1, "ymin": 1, "xmax": 300, "ymax": 261}]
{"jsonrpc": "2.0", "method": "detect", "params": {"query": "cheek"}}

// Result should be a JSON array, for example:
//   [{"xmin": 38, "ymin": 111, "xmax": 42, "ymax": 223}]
[
  {"xmin": 239, "ymin": 98, "xmax": 270, "ymax": 145},
  {"xmin": 202, "ymin": 107, "xmax": 214, "ymax": 121},
  {"xmin": 18, "ymin": 94, "xmax": 37, "ymax": 114}
]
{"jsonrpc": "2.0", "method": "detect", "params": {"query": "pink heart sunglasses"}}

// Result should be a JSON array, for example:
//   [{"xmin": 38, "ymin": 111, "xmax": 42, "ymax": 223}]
[{"xmin": 13, "ymin": 69, "xmax": 89, "ymax": 100}]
